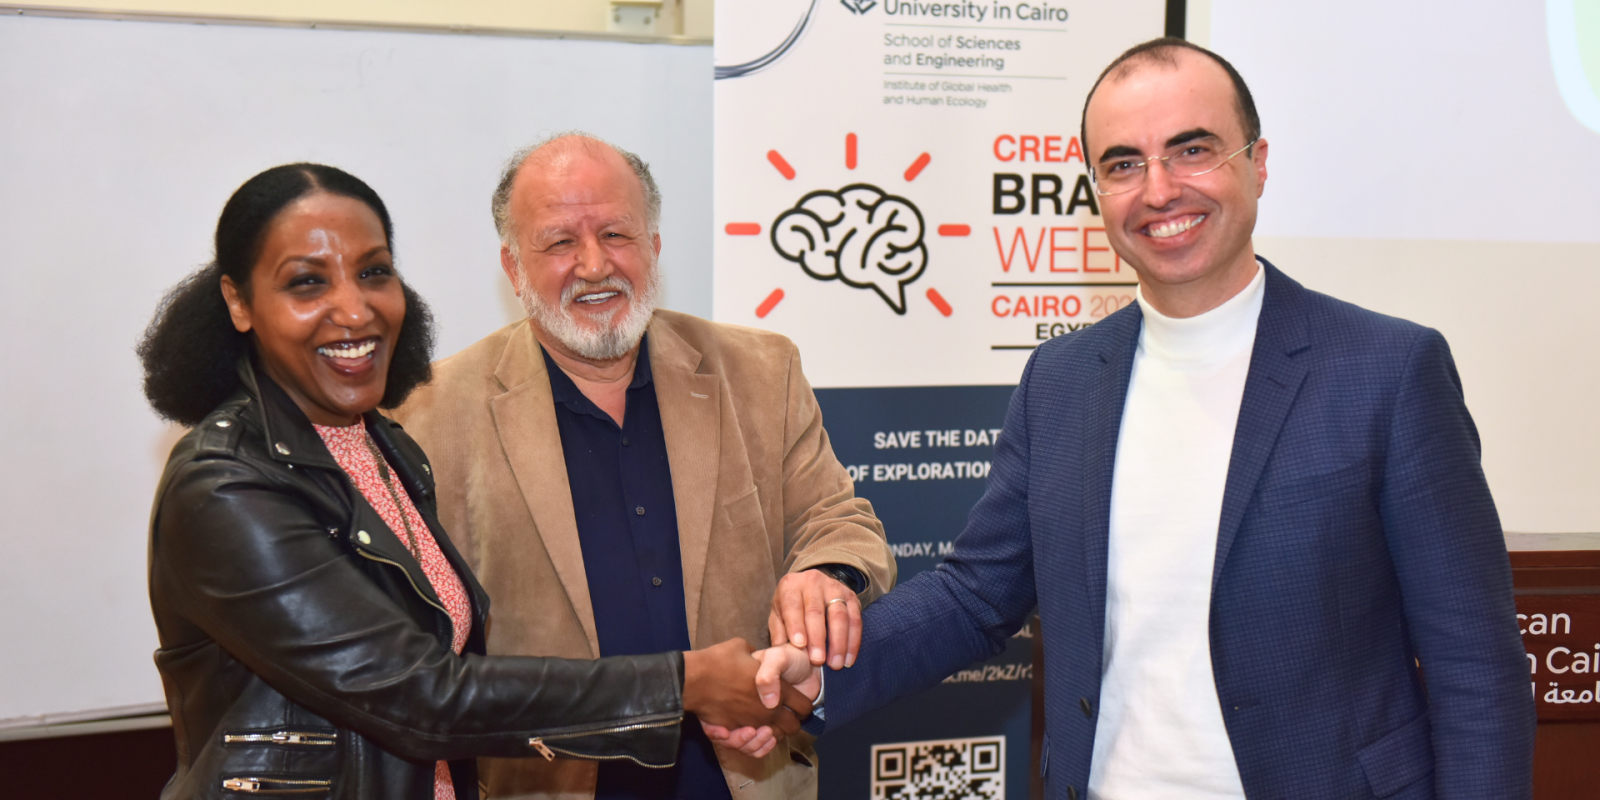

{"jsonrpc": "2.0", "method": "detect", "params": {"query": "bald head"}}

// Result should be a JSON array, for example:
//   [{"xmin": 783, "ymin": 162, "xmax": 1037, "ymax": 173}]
[
  {"xmin": 491, "ymin": 132, "xmax": 661, "ymax": 247},
  {"xmin": 1080, "ymin": 38, "xmax": 1260, "ymax": 167}
]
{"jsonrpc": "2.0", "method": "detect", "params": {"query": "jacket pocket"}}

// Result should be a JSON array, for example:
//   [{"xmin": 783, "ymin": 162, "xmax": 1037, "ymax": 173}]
[
  {"xmin": 527, "ymin": 715, "xmax": 684, "ymax": 768},
  {"xmin": 718, "ymin": 486, "xmax": 765, "ymax": 535},
  {"xmin": 220, "ymin": 775, "xmax": 332, "ymax": 794},
  {"xmin": 221, "ymin": 728, "xmax": 338, "ymax": 748},
  {"xmin": 1356, "ymin": 712, "xmax": 1433, "ymax": 797},
  {"xmin": 1254, "ymin": 458, "xmax": 1371, "ymax": 509}
]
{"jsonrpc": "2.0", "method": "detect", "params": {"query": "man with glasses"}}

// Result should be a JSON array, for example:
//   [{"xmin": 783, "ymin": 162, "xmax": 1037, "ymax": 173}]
[{"xmin": 751, "ymin": 37, "xmax": 1535, "ymax": 799}]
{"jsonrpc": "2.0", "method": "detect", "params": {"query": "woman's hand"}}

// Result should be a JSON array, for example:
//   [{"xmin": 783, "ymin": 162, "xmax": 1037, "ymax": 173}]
[
  {"xmin": 682, "ymin": 639, "xmax": 811, "ymax": 744},
  {"xmin": 701, "ymin": 644, "xmax": 821, "ymax": 758}
]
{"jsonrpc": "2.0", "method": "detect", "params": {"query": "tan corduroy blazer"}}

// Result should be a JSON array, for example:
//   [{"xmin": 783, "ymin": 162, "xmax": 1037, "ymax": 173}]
[{"xmin": 393, "ymin": 310, "xmax": 895, "ymax": 800}]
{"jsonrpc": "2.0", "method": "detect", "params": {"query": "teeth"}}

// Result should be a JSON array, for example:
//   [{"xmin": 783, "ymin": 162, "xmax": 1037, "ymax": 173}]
[
  {"xmin": 1148, "ymin": 215, "xmax": 1204, "ymax": 239},
  {"xmin": 318, "ymin": 340, "xmax": 376, "ymax": 359},
  {"xmin": 577, "ymin": 291, "xmax": 619, "ymax": 304}
]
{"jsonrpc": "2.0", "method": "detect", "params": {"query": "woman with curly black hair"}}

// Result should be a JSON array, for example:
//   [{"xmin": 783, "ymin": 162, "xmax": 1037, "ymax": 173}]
[{"xmin": 138, "ymin": 164, "xmax": 813, "ymax": 800}]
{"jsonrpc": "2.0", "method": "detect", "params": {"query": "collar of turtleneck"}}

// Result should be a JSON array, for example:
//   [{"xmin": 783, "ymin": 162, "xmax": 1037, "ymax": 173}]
[{"xmin": 1134, "ymin": 260, "xmax": 1266, "ymax": 365}]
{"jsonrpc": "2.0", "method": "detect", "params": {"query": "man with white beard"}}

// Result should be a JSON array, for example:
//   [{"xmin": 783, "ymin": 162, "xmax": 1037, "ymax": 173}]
[{"xmin": 394, "ymin": 134, "xmax": 894, "ymax": 800}]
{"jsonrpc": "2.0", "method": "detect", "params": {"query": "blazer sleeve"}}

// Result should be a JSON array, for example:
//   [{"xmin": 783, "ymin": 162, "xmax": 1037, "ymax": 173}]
[
  {"xmin": 1378, "ymin": 328, "xmax": 1535, "ymax": 797},
  {"xmin": 151, "ymin": 456, "xmax": 685, "ymax": 764},
  {"xmin": 820, "ymin": 352, "xmax": 1044, "ymax": 730},
  {"xmin": 775, "ymin": 341, "xmax": 897, "ymax": 602}
]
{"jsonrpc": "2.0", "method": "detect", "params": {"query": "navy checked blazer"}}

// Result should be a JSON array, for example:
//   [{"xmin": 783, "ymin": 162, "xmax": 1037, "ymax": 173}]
[{"xmin": 823, "ymin": 261, "xmax": 1535, "ymax": 799}]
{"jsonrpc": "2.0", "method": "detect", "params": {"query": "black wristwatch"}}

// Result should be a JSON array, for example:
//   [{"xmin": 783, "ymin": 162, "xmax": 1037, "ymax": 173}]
[{"xmin": 806, "ymin": 563, "xmax": 867, "ymax": 594}]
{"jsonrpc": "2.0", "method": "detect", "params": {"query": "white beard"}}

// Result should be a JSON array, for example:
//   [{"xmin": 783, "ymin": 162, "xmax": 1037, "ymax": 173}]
[{"xmin": 514, "ymin": 257, "xmax": 660, "ymax": 361}]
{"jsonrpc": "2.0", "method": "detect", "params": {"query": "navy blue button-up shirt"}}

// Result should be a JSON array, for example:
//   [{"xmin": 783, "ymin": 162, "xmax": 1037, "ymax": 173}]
[{"xmin": 542, "ymin": 337, "xmax": 732, "ymax": 800}]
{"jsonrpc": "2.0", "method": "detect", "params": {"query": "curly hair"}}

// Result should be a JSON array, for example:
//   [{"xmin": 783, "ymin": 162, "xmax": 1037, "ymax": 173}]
[{"xmin": 138, "ymin": 163, "xmax": 435, "ymax": 427}]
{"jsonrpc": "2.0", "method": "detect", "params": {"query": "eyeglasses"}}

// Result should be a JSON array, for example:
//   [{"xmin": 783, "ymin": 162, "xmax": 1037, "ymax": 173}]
[{"xmin": 1090, "ymin": 138, "xmax": 1259, "ymax": 196}]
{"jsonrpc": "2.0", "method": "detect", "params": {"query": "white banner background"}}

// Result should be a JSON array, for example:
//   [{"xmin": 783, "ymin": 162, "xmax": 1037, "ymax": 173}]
[
  {"xmin": 714, "ymin": 3, "xmax": 1165, "ymax": 796},
  {"xmin": 715, "ymin": 0, "xmax": 1163, "ymax": 388}
]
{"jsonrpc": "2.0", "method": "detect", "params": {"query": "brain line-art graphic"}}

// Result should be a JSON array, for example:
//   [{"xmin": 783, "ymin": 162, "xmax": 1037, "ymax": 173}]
[{"xmin": 770, "ymin": 183, "xmax": 927, "ymax": 314}]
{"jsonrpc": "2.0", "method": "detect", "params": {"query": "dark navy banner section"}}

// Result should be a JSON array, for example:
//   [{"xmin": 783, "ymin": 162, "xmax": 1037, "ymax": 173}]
[{"xmin": 814, "ymin": 385, "xmax": 1031, "ymax": 799}]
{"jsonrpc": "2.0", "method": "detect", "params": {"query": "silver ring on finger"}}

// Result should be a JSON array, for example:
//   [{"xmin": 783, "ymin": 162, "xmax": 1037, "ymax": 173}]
[{"xmin": 827, "ymin": 597, "xmax": 848, "ymax": 606}]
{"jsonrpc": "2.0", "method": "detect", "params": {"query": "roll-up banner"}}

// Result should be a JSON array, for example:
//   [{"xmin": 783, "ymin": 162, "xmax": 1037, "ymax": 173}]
[{"xmin": 714, "ymin": 2, "xmax": 1163, "ymax": 795}]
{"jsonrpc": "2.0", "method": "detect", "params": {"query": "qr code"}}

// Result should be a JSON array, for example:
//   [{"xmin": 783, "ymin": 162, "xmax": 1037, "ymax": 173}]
[{"xmin": 871, "ymin": 735, "xmax": 1005, "ymax": 800}]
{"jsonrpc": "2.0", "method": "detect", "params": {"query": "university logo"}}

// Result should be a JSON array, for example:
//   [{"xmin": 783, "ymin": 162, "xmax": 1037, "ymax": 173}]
[{"xmin": 841, "ymin": 0, "xmax": 879, "ymax": 14}]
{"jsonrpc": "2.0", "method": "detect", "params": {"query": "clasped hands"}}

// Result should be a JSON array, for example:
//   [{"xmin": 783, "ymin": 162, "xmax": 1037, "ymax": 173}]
[{"xmin": 680, "ymin": 570, "xmax": 860, "ymax": 758}]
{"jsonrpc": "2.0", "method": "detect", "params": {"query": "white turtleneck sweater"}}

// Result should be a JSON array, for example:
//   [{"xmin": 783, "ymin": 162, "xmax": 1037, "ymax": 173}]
[{"xmin": 1087, "ymin": 263, "xmax": 1265, "ymax": 800}]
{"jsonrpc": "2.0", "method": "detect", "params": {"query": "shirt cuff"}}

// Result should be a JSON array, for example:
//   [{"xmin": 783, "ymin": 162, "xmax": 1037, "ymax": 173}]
[
  {"xmin": 812, "ymin": 669, "xmax": 827, "ymax": 721},
  {"xmin": 805, "ymin": 563, "xmax": 867, "ymax": 594}
]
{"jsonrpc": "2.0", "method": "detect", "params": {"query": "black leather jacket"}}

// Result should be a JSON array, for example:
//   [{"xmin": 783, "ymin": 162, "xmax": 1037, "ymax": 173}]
[{"xmin": 148, "ymin": 361, "xmax": 684, "ymax": 799}]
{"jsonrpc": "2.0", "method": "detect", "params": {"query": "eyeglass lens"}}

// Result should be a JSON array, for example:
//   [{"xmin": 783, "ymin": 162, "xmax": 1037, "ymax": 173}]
[{"xmin": 1093, "ymin": 139, "xmax": 1255, "ymax": 195}]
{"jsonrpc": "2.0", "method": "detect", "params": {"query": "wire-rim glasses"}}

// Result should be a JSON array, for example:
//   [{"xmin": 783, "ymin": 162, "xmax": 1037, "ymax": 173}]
[{"xmin": 1090, "ymin": 138, "xmax": 1259, "ymax": 197}]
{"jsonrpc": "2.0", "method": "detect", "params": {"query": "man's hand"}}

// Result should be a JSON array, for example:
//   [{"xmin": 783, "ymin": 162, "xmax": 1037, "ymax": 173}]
[
  {"xmin": 702, "ymin": 644, "xmax": 821, "ymax": 758},
  {"xmin": 768, "ymin": 570, "xmax": 861, "ymax": 669},
  {"xmin": 754, "ymin": 643, "xmax": 822, "ymax": 706},
  {"xmin": 683, "ymin": 638, "xmax": 812, "ymax": 740}
]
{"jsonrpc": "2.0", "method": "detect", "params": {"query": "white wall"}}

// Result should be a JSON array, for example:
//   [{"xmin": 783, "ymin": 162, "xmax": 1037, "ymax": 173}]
[
  {"xmin": 0, "ymin": 12, "xmax": 711, "ymax": 727},
  {"xmin": 12, "ymin": 0, "xmax": 716, "ymax": 39},
  {"xmin": 1202, "ymin": 0, "xmax": 1600, "ymax": 532}
]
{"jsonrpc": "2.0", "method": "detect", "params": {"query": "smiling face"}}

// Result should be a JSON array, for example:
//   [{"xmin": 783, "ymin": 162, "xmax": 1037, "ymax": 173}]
[
  {"xmin": 220, "ymin": 192, "xmax": 404, "ymax": 426},
  {"xmin": 1085, "ymin": 49, "xmax": 1268, "ymax": 318},
  {"xmin": 500, "ymin": 138, "xmax": 662, "ymax": 365}
]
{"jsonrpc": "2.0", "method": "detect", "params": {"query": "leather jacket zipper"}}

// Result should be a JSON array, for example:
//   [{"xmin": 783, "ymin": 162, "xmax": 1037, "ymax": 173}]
[
  {"xmin": 221, "ymin": 776, "xmax": 332, "ymax": 793},
  {"xmin": 354, "ymin": 549, "xmax": 448, "ymax": 615},
  {"xmin": 528, "ymin": 717, "xmax": 682, "ymax": 768},
  {"xmin": 222, "ymin": 730, "xmax": 337, "ymax": 747}
]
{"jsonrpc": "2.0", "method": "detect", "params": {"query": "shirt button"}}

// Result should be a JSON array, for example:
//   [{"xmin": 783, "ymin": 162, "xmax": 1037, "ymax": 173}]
[
  {"xmin": 652, "ymin": 577, "xmax": 663, "ymax": 587},
  {"xmin": 622, "ymin": 436, "xmax": 630, "ymax": 446},
  {"xmin": 635, "ymin": 506, "xmax": 646, "ymax": 516}
]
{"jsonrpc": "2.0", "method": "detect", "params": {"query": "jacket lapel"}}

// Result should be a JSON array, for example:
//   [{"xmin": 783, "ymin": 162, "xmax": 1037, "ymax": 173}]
[
  {"xmin": 241, "ymin": 358, "xmax": 340, "ymax": 472},
  {"xmin": 1212, "ymin": 261, "xmax": 1310, "ymax": 590},
  {"xmin": 649, "ymin": 318, "xmax": 723, "ymax": 645},
  {"xmin": 362, "ymin": 413, "xmax": 482, "ymax": 626},
  {"xmin": 244, "ymin": 362, "xmax": 459, "ymax": 633},
  {"xmin": 1080, "ymin": 306, "xmax": 1142, "ymax": 639},
  {"xmin": 487, "ymin": 322, "xmax": 601, "ymax": 656}
]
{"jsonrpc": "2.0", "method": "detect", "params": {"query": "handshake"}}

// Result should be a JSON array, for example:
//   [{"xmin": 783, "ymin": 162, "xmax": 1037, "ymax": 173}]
[
  {"xmin": 681, "ymin": 640, "xmax": 821, "ymax": 758},
  {"xmin": 680, "ymin": 568, "xmax": 860, "ymax": 757}
]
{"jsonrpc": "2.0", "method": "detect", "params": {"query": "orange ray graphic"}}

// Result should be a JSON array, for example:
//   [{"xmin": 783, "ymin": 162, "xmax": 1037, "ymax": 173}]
[
  {"xmin": 767, "ymin": 150, "xmax": 796, "ymax": 180},
  {"xmin": 904, "ymin": 152, "xmax": 931, "ymax": 181},
  {"xmin": 756, "ymin": 288, "xmax": 785, "ymax": 318}
]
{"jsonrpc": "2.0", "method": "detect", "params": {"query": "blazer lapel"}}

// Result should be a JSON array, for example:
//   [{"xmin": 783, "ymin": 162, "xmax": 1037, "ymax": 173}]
[
  {"xmin": 487, "ymin": 322, "xmax": 601, "ymax": 656},
  {"xmin": 649, "ymin": 319, "xmax": 723, "ymax": 645},
  {"xmin": 1080, "ymin": 306, "xmax": 1142, "ymax": 638},
  {"xmin": 1212, "ymin": 261, "xmax": 1310, "ymax": 590}
]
